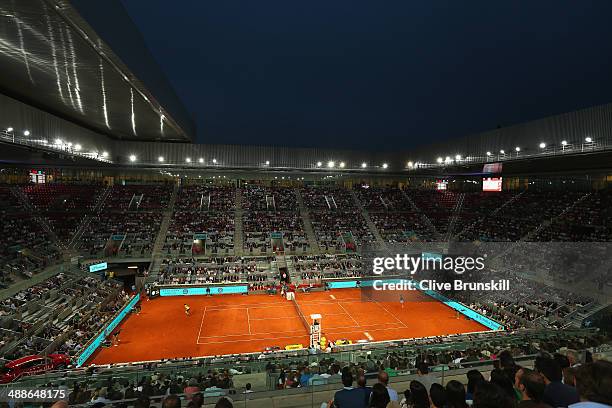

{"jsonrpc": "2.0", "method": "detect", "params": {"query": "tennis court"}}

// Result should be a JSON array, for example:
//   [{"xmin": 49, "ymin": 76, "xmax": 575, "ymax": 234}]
[{"xmin": 90, "ymin": 289, "xmax": 489, "ymax": 365}]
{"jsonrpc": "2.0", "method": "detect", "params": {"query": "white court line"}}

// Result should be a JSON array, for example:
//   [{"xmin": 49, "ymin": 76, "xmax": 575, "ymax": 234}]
[
  {"xmin": 248, "ymin": 315, "xmax": 299, "ymax": 321},
  {"xmin": 329, "ymin": 294, "xmax": 336, "ymax": 300},
  {"xmin": 324, "ymin": 327, "xmax": 403, "ymax": 337},
  {"xmin": 246, "ymin": 308, "xmax": 252, "ymax": 335},
  {"xmin": 337, "ymin": 302, "xmax": 360, "ymax": 327},
  {"xmin": 372, "ymin": 301, "xmax": 408, "ymax": 328},
  {"xmin": 249, "ymin": 311, "xmax": 348, "ymax": 321},
  {"xmin": 201, "ymin": 301, "xmax": 288, "ymax": 309},
  {"xmin": 197, "ymin": 334, "xmax": 307, "ymax": 345},
  {"xmin": 324, "ymin": 322, "xmax": 405, "ymax": 331},
  {"xmin": 205, "ymin": 304, "xmax": 293, "ymax": 311},
  {"xmin": 198, "ymin": 328, "xmax": 303, "ymax": 339},
  {"xmin": 364, "ymin": 332, "xmax": 374, "ymax": 340},
  {"xmin": 196, "ymin": 306, "xmax": 207, "ymax": 343}
]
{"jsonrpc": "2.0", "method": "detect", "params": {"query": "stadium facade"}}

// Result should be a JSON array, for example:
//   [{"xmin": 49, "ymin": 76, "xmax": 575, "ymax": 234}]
[
  {"xmin": 0, "ymin": 3, "xmax": 610, "ymax": 404},
  {"xmin": 1, "ymin": 2, "xmax": 612, "ymax": 177}
]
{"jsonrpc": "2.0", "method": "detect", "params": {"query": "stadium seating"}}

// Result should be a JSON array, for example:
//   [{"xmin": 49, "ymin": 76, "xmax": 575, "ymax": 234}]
[
  {"xmin": 242, "ymin": 186, "xmax": 309, "ymax": 254},
  {"xmin": 78, "ymin": 184, "xmax": 172, "ymax": 258},
  {"xmin": 0, "ymin": 272, "xmax": 125, "ymax": 361},
  {"xmin": 0, "ymin": 186, "xmax": 61, "ymax": 284},
  {"xmin": 302, "ymin": 186, "xmax": 375, "ymax": 250},
  {"xmin": 164, "ymin": 185, "xmax": 236, "ymax": 256}
]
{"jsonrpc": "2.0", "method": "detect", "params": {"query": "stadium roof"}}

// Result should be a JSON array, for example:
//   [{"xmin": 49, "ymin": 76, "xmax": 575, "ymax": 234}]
[{"xmin": 0, "ymin": 0, "xmax": 195, "ymax": 143}]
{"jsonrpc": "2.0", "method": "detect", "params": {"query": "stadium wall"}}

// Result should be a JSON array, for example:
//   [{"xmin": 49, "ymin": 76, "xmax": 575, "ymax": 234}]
[
  {"xmin": 0, "ymin": 93, "xmax": 114, "ymax": 157},
  {"xmin": 112, "ymin": 140, "xmax": 407, "ymax": 171},
  {"xmin": 405, "ymin": 103, "xmax": 612, "ymax": 164}
]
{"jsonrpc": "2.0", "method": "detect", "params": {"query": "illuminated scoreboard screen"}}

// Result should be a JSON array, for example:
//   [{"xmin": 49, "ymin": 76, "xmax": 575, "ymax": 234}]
[
  {"xmin": 436, "ymin": 179, "xmax": 448, "ymax": 190},
  {"xmin": 29, "ymin": 169, "xmax": 46, "ymax": 184},
  {"xmin": 483, "ymin": 177, "xmax": 503, "ymax": 192}
]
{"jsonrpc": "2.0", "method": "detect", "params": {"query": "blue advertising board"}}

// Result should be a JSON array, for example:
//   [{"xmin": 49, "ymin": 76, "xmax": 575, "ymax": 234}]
[
  {"xmin": 88, "ymin": 262, "xmax": 108, "ymax": 273},
  {"xmin": 76, "ymin": 293, "xmax": 140, "ymax": 367},
  {"xmin": 159, "ymin": 285, "xmax": 248, "ymax": 297}
]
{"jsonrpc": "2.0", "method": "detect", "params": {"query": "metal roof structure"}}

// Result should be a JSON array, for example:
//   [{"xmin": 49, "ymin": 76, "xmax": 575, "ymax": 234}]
[{"xmin": 0, "ymin": 0, "xmax": 194, "ymax": 142}]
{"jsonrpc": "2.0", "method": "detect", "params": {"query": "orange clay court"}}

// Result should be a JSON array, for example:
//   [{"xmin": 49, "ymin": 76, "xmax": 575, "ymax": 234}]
[{"xmin": 90, "ymin": 288, "xmax": 489, "ymax": 365}]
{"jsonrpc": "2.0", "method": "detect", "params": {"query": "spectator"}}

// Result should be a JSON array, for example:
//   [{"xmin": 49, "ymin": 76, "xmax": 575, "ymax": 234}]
[
  {"xmin": 570, "ymin": 360, "xmax": 612, "ymax": 408},
  {"xmin": 446, "ymin": 380, "xmax": 469, "ymax": 408},
  {"xmin": 163, "ymin": 395, "xmax": 181, "ymax": 408},
  {"xmin": 134, "ymin": 396, "xmax": 151, "ymax": 408},
  {"xmin": 491, "ymin": 368, "xmax": 519, "ymax": 401},
  {"xmin": 498, "ymin": 350, "xmax": 521, "ymax": 380},
  {"xmin": 416, "ymin": 363, "xmax": 439, "ymax": 392},
  {"xmin": 184, "ymin": 378, "xmax": 200, "ymax": 399},
  {"xmin": 300, "ymin": 367, "xmax": 313, "ymax": 386},
  {"xmin": 357, "ymin": 375, "xmax": 373, "ymax": 406},
  {"xmin": 187, "ymin": 393, "xmax": 204, "ymax": 408},
  {"xmin": 406, "ymin": 381, "xmax": 430, "ymax": 408},
  {"xmin": 429, "ymin": 383, "xmax": 447, "ymax": 408},
  {"xmin": 215, "ymin": 397, "xmax": 233, "ymax": 408},
  {"xmin": 379, "ymin": 370, "xmax": 399, "ymax": 402},
  {"xmin": 473, "ymin": 382, "xmax": 515, "ymax": 408},
  {"xmin": 515, "ymin": 368, "xmax": 551, "ymax": 408},
  {"xmin": 332, "ymin": 369, "xmax": 367, "ymax": 408},
  {"xmin": 466, "ymin": 370, "xmax": 486, "ymax": 402},
  {"xmin": 370, "ymin": 383, "xmax": 394, "ymax": 408},
  {"xmin": 536, "ymin": 356, "xmax": 580, "ymax": 408}
]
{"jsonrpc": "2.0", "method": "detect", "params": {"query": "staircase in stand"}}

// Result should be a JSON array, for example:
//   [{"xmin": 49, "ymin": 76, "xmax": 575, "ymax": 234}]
[
  {"xmin": 147, "ymin": 183, "xmax": 179, "ymax": 281},
  {"xmin": 10, "ymin": 187, "xmax": 65, "ymax": 252},
  {"xmin": 350, "ymin": 190, "xmax": 385, "ymax": 246},
  {"xmin": 445, "ymin": 193, "xmax": 465, "ymax": 241},
  {"xmin": 152, "ymin": 183, "xmax": 179, "ymax": 257},
  {"xmin": 234, "ymin": 188, "xmax": 244, "ymax": 256},
  {"xmin": 492, "ymin": 192, "xmax": 593, "ymax": 263},
  {"xmin": 295, "ymin": 189, "xmax": 320, "ymax": 253},
  {"xmin": 520, "ymin": 192, "xmax": 592, "ymax": 242},
  {"xmin": 68, "ymin": 185, "xmax": 112, "ymax": 250},
  {"xmin": 453, "ymin": 190, "xmax": 526, "ymax": 240},
  {"xmin": 399, "ymin": 189, "xmax": 441, "ymax": 241}
]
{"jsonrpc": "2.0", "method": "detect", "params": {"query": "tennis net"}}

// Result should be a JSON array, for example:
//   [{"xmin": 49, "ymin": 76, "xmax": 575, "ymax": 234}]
[{"xmin": 292, "ymin": 297, "xmax": 310, "ymax": 333}]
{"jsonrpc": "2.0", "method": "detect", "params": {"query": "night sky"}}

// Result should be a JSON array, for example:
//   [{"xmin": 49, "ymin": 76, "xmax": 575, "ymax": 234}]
[{"xmin": 120, "ymin": 0, "xmax": 612, "ymax": 150}]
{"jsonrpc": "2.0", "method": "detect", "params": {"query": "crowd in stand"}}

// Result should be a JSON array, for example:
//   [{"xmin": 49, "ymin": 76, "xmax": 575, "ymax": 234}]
[
  {"xmin": 157, "ymin": 256, "xmax": 275, "ymax": 290},
  {"xmin": 293, "ymin": 254, "xmax": 363, "ymax": 281},
  {"xmin": 79, "ymin": 184, "xmax": 172, "ymax": 258},
  {"xmin": 21, "ymin": 183, "xmax": 105, "ymax": 242},
  {"xmin": 31, "ymin": 326, "xmax": 609, "ymax": 407},
  {"xmin": 0, "ymin": 272, "xmax": 127, "ymax": 361},
  {"xmin": 457, "ymin": 191, "xmax": 585, "ymax": 242},
  {"xmin": 242, "ymin": 186, "xmax": 310, "ymax": 253},
  {"xmin": 299, "ymin": 186, "xmax": 374, "ymax": 249},
  {"xmin": 0, "ymin": 186, "xmax": 61, "ymax": 286},
  {"xmin": 447, "ymin": 268, "xmax": 596, "ymax": 331},
  {"xmin": 64, "ymin": 367, "xmax": 236, "ymax": 406},
  {"xmin": 317, "ymin": 353, "xmax": 612, "ymax": 408},
  {"xmin": 164, "ymin": 185, "xmax": 236, "ymax": 257}
]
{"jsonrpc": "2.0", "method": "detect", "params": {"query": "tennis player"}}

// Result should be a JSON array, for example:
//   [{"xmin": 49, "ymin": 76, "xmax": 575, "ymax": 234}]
[
  {"xmin": 184, "ymin": 303, "xmax": 191, "ymax": 316},
  {"xmin": 399, "ymin": 294, "xmax": 405, "ymax": 309}
]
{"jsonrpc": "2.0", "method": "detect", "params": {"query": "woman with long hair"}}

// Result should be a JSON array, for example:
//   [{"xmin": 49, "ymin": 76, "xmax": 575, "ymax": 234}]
[
  {"xmin": 445, "ymin": 380, "xmax": 469, "ymax": 408},
  {"xmin": 370, "ymin": 383, "xmax": 391, "ymax": 408},
  {"xmin": 407, "ymin": 381, "xmax": 430, "ymax": 408},
  {"xmin": 466, "ymin": 370, "xmax": 485, "ymax": 401}
]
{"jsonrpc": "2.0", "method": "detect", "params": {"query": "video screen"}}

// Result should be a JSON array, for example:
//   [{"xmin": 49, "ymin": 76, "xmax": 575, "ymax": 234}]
[
  {"xmin": 482, "ymin": 177, "xmax": 502, "ymax": 191},
  {"xmin": 436, "ymin": 179, "xmax": 448, "ymax": 190}
]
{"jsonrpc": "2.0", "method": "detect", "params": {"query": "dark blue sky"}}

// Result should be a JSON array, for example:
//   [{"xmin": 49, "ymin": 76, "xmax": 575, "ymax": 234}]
[{"xmin": 120, "ymin": 0, "xmax": 612, "ymax": 150}]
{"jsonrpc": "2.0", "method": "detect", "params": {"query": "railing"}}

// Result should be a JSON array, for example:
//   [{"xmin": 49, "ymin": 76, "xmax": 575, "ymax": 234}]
[
  {"xmin": 7, "ymin": 327, "xmax": 598, "ymax": 390},
  {"xmin": 407, "ymin": 140, "xmax": 611, "ymax": 170},
  {"xmin": 0, "ymin": 351, "xmax": 579, "ymax": 408},
  {"xmin": 0, "ymin": 130, "xmax": 112, "ymax": 163}
]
